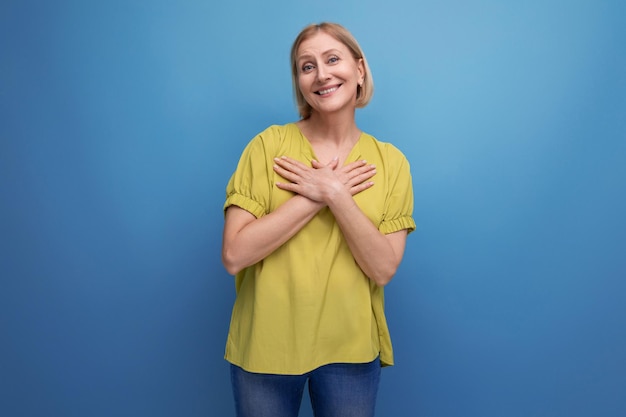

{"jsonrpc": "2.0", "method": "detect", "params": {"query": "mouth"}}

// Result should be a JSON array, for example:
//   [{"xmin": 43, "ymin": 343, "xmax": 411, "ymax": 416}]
[{"xmin": 315, "ymin": 84, "xmax": 341, "ymax": 95}]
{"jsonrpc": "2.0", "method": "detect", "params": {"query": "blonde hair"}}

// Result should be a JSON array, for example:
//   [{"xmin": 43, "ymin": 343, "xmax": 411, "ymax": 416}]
[{"xmin": 290, "ymin": 22, "xmax": 374, "ymax": 119}]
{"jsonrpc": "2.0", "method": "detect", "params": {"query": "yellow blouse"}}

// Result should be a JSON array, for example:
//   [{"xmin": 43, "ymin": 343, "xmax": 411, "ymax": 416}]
[{"xmin": 223, "ymin": 123, "xmax": 415, "ymax": 374}]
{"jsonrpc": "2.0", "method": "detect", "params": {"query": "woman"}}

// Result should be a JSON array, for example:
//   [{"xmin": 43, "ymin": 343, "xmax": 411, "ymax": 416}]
[{"xmin": 222, "ymin": 22, "xmax": 415, "ymax": 417}]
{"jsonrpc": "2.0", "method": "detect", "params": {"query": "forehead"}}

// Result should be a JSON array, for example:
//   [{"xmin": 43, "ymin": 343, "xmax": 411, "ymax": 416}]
[{"xmin": 297, "ymin": 31, "xmax": 350, "ymax": 58}]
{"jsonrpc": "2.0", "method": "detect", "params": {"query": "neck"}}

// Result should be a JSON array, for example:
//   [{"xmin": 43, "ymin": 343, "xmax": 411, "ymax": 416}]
[{"xmin": 300, "ymin": 109, "xmax": 359, "ymax": 146}]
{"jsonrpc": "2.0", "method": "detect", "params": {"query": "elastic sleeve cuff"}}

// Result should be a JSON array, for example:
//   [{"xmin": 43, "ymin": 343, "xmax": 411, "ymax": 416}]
[
  {"xmin": 223, "ymin": 193, "xmax": 266, "ymax": 219},
  {"xmin": 379, "ymin": 215, "xmax": 416, "ymax": 235}
]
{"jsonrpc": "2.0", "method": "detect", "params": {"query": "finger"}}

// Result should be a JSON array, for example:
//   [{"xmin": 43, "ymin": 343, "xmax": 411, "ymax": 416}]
[
  {"xmin": 340, "ymin": 164, "xmax": 376, "ymax": 187},
  {"xmin": 274, "ymin": 156, "xmax": 309, "ymax": 174},
  {"xmin": 275, "ymin": 181, "xmax": 300, "ymax": 193},
  {"xmin": 346, "ymin": 169, "xmax": 377, "ymax": 187},
  {"xmin": 349, "ymin": 180, "xmax": 374, "ymax": 196},
  {"xmin": 340, "ymin": 159, "xmax": 368, "ymax": 173},
  {"xmin": 273, "ymin": 164, "xmax": 303, "ymax": 183},
  {"xmin": 347, "ymin": 164, "xmax": 376, "ymax": 178},
  {"xmin": 311, "ymin": 159, "xmax": 325, "ymax": 169}
]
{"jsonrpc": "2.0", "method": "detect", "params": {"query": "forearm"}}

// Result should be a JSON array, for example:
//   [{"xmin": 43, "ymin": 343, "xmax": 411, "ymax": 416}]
[
  {"xmin": 328, "ymin": 192, "xmax": 403, "ymax": 286},
  {"xmin": 269, "ymin": 154, "xmax": 399, "ymax": 283},
  {"xmin": 222, "ymin": 195, "xmax": 323, "ymax": 275}
]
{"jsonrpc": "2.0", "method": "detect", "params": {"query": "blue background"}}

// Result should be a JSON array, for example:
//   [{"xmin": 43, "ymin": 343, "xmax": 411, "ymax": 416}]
[{"xmin": 2, "ymin": 1, "xmax": 625, "ymax": 416}]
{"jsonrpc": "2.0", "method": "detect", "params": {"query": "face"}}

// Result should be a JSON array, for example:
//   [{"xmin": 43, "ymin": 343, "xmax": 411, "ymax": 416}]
[{"xmin": 296, "ymin": 31, "xmax": 365, "ymax": 116}]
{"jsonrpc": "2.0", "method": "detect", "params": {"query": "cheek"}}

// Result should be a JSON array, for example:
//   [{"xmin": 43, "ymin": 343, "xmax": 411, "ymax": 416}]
[
  {"xmin": 352, "ymin": 66, "xmax": 362, "ymax": 80},
  {"xmin": 298, "ymin": 75, "xmax": 312, "ymax": 93}
]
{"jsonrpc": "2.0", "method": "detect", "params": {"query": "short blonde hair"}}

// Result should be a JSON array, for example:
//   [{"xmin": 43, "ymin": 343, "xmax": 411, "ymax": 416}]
[{"xmin": 290, "ymin": 22, "xmax": 374, "ymax": 119}]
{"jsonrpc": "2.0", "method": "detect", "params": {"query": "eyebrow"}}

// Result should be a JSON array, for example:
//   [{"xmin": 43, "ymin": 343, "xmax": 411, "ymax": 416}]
[{"xmin": 297, "ymin": 48, "xmax": 343, "ymax": 63}]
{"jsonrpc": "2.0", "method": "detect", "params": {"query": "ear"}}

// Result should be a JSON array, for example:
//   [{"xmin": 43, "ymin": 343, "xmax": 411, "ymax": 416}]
[{"xmin": 357, "ymin": 58, "xmax": 365, "ymax": 84}]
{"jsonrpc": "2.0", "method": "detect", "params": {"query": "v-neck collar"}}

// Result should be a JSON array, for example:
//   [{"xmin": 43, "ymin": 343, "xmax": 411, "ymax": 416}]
[{"xmin": 290, "ymin": 123, "xmax": 363, "ymax": 165}]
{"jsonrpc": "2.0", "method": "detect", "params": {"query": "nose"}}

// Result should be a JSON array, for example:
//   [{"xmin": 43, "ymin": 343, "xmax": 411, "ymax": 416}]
[{"xmin": 317, "ymin": 64, "xmax": 330, "ymax": 82}]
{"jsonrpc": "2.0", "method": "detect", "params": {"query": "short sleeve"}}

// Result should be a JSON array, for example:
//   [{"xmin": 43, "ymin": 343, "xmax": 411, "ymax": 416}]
[
  {"xmin": 379, "ymin": 146, "xmax": 416, "ymax": 235},
  {"xmin": 224, "ymin": 130, "xmax": 277, "ymax": 219}
]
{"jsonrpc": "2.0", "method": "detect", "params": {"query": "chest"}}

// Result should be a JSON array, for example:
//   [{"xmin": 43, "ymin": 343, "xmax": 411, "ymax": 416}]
[{"xmin": 269, "ymin": 146, "xmax": 388, "ymax": 227}]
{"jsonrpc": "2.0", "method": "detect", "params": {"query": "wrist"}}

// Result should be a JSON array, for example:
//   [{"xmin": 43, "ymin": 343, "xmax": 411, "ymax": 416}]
[
  {"xmin": 325, "ymin": 186, "xmax": 354, "ymax": 211},
  {"xmin": 294, "ymin": 194, "xmax": 326, "ymax": 211}
]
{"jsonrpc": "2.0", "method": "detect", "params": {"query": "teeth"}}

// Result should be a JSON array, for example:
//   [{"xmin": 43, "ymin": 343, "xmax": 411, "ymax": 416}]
[{"xmin": 318, "ymin": 86, "xmax": 338, "ymax": 95}]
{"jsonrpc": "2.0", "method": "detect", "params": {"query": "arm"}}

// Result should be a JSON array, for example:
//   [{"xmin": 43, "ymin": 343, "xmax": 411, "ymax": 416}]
[
  {"xmin": 222, "ymin": 195, "xmax": 322, "ymax": 275},
  {"xmin": 274, "ymin": 157, "xmax": 408, "ymax": 286},
  {"xmin": 326, "ymin": 187, "xmax": 408, "ymax": 286},
  {"xmin": 222, "ymin": 159, "xmax": 377, "ymax": 275}
]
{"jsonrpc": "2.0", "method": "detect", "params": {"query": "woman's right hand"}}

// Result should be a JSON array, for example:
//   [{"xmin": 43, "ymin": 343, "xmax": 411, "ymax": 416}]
[
  {"xmin": 274, "ymin": 157, "xmax": 376, "ymax": 203},
  {"xmin": 318, "ymin": 158, "xmax": 376, "ymax": 196}
]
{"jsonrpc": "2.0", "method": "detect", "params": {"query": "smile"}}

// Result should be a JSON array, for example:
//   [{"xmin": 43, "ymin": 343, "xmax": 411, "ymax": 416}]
[{"xmin": 315, "ymin": 85, "xmax": 340, "ymax": 95}]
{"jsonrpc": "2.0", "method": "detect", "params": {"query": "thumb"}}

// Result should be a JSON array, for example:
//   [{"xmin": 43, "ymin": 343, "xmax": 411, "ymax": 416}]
[
  {"xmin": 311, "ymin": 159, "xmax": 324, "ymax": 169},
  {"xmin": 327, "ymin": 156, "xmax": 339, "ymax": 169}
]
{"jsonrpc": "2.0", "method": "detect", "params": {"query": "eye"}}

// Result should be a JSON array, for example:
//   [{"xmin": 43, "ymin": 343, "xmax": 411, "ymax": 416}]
[
  {"xmin": 301, "ymin": 63, "xmax": 315, "ymax": 73},
  {"xmin": 328, "ymin": 56, "xmax": 340, "ymax": 64}
]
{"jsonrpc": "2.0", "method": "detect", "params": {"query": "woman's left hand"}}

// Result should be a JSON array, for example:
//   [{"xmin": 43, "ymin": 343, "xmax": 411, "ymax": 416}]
[{"xmin": 273, "ymin": 156, "xmax": 374, "ymax": 203}]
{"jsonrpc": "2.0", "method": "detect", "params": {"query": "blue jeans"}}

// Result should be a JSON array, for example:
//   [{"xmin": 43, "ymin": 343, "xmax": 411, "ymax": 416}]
[{"xmin": 230, "ymin": 357, "xmax": 381, "ymax": 417}]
